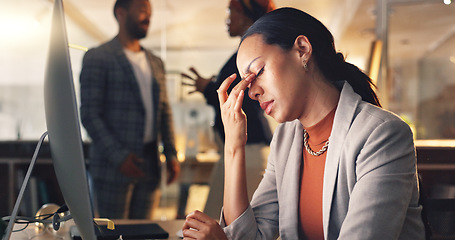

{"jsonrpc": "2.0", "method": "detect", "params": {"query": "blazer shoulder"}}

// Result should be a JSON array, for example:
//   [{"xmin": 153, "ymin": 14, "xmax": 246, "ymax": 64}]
[
  {"xmin": 350, "ymin": 102, "xmax": 414, "ymax": 143},
  {"xmin": 83, "ymin": 42, "xmax": 116, "ymax": 62},
  {"xmin": 356, "ymin": 102, "xmax": 406, "ymax": 126}
]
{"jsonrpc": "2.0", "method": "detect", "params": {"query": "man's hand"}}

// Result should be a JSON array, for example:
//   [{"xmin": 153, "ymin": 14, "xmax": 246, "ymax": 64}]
[
  {"xmin": 181, "ymin": 67, "xmax": 215, "ymax": 94},
  {"xmin": 119, "ymin": 153, "xmax": 145, "ymax": 178},
  {"xmin": 166, "ymin": 158, "xmax": 180, "ymax": 184}
]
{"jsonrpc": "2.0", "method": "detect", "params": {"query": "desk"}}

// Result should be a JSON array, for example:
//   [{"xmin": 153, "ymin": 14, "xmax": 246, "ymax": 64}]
[{"xmin": 9, "ymin": 219, "xmax": 185, "ymax": 240}]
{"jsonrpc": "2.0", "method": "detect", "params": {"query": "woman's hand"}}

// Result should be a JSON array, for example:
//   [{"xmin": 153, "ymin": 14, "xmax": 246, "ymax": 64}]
[
  {"xmin": 217, "ymin": 73, "xmax": 255, "ymax": 150},
  {"xmin": 182, "ymin": 210, "xmax": 228, "ymax": 240}
]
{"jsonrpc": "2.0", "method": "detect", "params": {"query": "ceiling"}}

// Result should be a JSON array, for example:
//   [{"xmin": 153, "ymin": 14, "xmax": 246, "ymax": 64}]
[{"xmin": 1, "ymin": 0, "xmax": 455, "ymax": 84}]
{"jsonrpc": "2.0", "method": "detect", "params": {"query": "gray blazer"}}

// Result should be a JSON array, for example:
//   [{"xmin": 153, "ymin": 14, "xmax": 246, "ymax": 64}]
[
  {"xmin": 221, "ymin": 82, "xmax": 425, "ymax": 239},
  {"xmin": 80, "ymin": 37, "xmax": 176, "ymax": 182}
]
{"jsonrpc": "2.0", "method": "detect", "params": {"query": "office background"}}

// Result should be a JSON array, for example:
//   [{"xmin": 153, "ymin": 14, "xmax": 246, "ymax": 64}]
[{"xmin": 1, "ymin": 1, "xmax": 455, "ymax": 235}]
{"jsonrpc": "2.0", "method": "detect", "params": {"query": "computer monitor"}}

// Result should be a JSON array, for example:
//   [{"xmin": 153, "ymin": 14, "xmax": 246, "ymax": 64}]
[
  {"xmin": 42, "ymin": 0, "xmax": 96, "ymax": 239},
  {"xmin": 2, "ymin": 1, "xmax": 96, "ymax": 239}
]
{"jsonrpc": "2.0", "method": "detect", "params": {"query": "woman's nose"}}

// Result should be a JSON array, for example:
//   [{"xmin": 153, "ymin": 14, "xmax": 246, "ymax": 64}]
[{"xmin": 248, "ymin": 84, "xmax": 260, "ymax": 100}]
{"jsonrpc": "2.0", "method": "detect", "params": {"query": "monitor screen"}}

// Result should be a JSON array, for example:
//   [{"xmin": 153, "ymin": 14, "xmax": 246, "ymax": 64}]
[{"xmin": 43, "ymin": 0, "xmax": 96, "ymax": 239}]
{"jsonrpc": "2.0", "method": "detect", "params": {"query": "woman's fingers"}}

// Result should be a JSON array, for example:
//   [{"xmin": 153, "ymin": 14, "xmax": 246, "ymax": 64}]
[
  {"xmin": 217, "ymin": 73, "xmax": 237, "ymax": 104},
  {"xmin": 182, "ymin": 210, "xmax": 206, "ymax": 231},
  {"xmin": 185, "ymin": 210, "xmax": 213, "ymax": 225},
  {"xmin": 234, "ymin": 90, "xmax": 245, "ymax": 112},
  {"xmin": 218, "ymin": 72, "xmax": 256, "ymax": 105},
  {"xmin": 182, "ymin": 219, "xmax": 200, "ymax": 239},
  {"xmin": 233, "ymin": 72, "xmax": 255, "ymax": 92},
  {"xmin": 182, "ymin": 210, "xmax": 223, "ymax": 239}
]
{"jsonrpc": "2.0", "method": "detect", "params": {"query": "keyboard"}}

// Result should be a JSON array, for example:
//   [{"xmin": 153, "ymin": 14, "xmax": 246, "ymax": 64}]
[{"xmin": 70, "ymin": 223, "xmax": 169, "ymax": 239}]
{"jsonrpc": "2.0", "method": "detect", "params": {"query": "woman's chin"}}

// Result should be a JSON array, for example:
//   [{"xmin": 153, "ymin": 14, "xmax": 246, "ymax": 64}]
[{"xmin": 272, "ymin": 114, "xmax": 286, "ymax": 124}]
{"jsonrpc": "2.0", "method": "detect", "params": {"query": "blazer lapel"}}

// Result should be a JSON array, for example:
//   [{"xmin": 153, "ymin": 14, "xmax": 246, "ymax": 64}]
[
  {"xmin": 146, "ymin": 51, "xmax": 160, "ymax": 111},
  {"xmin": 322, "ymin": 82, "xmax": 362, "ymax": 239},
  {"xmin": 109, "ymin": 37, "xmax": 144, "ymax": 109},
  {"xmin": 280, "ymin": 121, "xmax": 304, "ymax": 239}
]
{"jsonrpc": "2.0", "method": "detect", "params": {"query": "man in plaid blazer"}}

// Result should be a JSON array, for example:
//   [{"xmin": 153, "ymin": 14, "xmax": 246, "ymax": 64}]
[{"xmin": 80, "ymin": 0, "xmax": 180, "ymax": 219}]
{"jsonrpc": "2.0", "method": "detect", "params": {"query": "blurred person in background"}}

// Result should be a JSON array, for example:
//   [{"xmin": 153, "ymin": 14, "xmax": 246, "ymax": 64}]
[
  {"xmin": 181, "ymin": 0, "xmax": 275, "ymax": 220},
  {"xmin": 80, "ymin": 0, "xmax": 180, "ymax": 219}
]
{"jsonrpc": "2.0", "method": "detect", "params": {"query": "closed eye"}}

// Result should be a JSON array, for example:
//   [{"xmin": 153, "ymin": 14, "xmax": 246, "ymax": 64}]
[
  {"xmin": 247, "ymin": 67, "xmax": 264, "ymax": 89},
  {"xmin": 257, "ymin": 67, "xmax": 264, "ymax": 77}
]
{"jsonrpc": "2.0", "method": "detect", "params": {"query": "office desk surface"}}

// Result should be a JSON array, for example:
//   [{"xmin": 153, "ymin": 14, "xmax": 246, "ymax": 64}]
[{"xmin": 9, "ymin": 219, "xmax": 186, "ymax": 240}]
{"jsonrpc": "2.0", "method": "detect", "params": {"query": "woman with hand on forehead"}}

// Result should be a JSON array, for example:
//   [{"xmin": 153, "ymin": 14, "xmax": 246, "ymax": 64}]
[{"xmin": 182, "ymin": 7, "xmax": 425, "ymax": 240}]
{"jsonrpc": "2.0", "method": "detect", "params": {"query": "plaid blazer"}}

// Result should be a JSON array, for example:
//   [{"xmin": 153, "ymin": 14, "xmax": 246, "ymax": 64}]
[{"xmin": 80, "ymin": 37, "xmax": 177, "ymax": 182}]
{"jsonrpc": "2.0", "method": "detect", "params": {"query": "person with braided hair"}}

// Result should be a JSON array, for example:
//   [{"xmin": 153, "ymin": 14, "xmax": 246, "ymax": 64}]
[
  {"xmin": 181, "ymin": 0, "xmax": 275, "ymax": 220},
  {"xmin": 182, "ymin": 7, "xmax": 425, "ymax": 240}
]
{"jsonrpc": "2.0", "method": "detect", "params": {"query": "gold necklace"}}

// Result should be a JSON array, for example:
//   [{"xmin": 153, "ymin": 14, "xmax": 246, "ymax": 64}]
[{"xmin": 303, "ymin": 129, "xmax": 329, "ymax": 156}]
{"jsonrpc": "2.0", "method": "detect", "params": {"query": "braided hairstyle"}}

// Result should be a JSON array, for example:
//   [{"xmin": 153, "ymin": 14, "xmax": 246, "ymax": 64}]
[{"xmin": 240, "ymin": 7, "xmax": 381, "ymax": 107}]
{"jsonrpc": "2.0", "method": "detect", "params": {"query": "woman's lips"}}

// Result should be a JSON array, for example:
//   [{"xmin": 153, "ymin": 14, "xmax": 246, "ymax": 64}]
[{"xmin": 260, "ymin": 100, "xmax": 274, "ymax": 115}]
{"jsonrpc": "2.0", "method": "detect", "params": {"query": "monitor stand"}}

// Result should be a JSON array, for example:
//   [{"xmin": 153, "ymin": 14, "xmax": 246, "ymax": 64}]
[{"xmin": 3, "ymin": 132, "xmax": 48, "ymax": 240}]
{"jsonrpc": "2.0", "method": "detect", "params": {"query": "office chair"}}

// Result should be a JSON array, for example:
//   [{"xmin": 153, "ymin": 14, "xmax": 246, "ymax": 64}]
[{"xmin": 419, "ymin": 175, "xmax": 455, "ymax": 240}]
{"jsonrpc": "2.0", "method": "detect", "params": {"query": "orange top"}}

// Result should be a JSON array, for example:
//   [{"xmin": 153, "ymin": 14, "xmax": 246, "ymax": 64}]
[{"xmin": 298, "ymin": 107, "xmax": 336, "ymax": 240}]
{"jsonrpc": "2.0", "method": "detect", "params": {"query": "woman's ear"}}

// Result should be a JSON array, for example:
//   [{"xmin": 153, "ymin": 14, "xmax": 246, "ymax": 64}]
[{"xmin": 294, "ymin": 35, "xmax": 312, "ymax": 64}]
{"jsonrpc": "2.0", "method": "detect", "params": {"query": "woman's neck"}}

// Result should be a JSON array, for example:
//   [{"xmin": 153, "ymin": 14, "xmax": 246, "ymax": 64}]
[{"xmin": 299, "ymin": 76, "xmax": 340, "ymax": 128}]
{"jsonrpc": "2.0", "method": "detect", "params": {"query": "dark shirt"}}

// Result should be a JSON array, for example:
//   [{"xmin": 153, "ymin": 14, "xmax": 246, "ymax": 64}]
[{"xmin": 203, "ymin": 52, "xmax": 272, "ymax": 144}]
